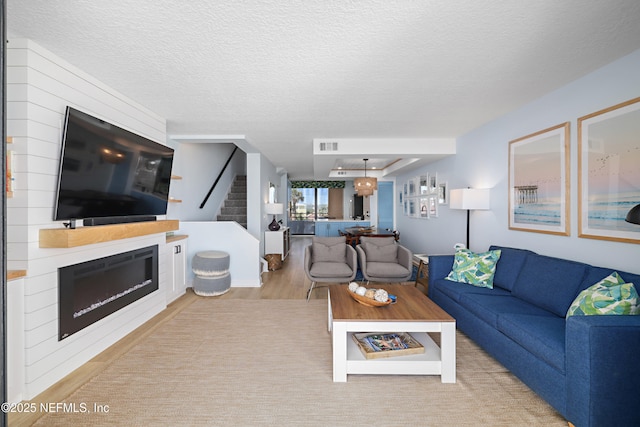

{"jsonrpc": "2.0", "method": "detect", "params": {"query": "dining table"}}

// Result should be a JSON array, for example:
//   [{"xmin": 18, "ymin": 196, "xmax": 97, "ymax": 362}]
[{"xmin": 343, "ymin": 226, "xmax": 397, "ymax": 245}]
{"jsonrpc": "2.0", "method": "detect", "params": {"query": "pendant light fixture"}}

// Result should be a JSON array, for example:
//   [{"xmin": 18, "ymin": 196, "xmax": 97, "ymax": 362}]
[{"xmin": 354, "ymin": 158, "xmax": 377, "ymax": 197}]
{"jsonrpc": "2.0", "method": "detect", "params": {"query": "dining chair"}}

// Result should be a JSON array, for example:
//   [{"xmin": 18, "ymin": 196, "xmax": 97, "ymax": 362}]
[{"xmin": 338, "ymin": 229, "xmax": 355, "ymax": 246}]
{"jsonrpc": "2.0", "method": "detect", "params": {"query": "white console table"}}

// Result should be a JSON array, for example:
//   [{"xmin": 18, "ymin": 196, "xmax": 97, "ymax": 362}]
[{"xmin": 264, "ymin": 227, "xmax": 290, "ymax": 260}]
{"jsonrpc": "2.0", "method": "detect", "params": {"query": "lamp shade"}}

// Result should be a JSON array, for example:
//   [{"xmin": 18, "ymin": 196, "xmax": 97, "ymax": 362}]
[
  {"xmin": 354, "ymin": 177, "xmax": 377, "ymax": 196},
  {"xmin": 265, "ymin": 203, "xmax": 284, "ymax": 215},
  {"xmin": 450, "ymin": 188, "xmax": 490, "ymax": 210},
  {"xmin": 626, "ymin": 203, "xmax": 640, "ymax": 225}
]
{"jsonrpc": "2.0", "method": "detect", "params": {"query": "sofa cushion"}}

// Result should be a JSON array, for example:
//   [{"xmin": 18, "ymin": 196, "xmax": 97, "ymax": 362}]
[
  {"xmin": 311, "ymin": 237, "xmax": 346, "ymax": 263},
  {"xmin": 361, "ymin": 242, "xmax": 398, "ymax": 263},
  {"xmin": 566, "ymin": 272, "xmax": 640, "ymax": 317},
  {"xmin": 459, "ymin": 293, "xmax": 555, "ymax": 328},
  {"xmin": 432, "ymin": 278, "xmax": 511, "ymax": 303},
  {"xmin": 497, "ymin": 313, "xmax": 566, "ymax": 373},
  {"xmin": 581, "ymin": 266, "xmax": 640, "ymax": 294},
  {"xmin": 489, "ymin": 245, "xmax": 536, "ymax": 291},
  {"xmin": 511, "ymin": 254, "xmax": 588, "ymax": 317},
  {"xmin": 445, "ymin": 249, "xmax": 501, "ymax": 288}
]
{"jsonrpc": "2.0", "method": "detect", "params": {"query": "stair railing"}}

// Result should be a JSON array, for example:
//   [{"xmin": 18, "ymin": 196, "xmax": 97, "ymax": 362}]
[{"xmin": 199, "ymin": 146, "xmax": 239, "ymax": 209}]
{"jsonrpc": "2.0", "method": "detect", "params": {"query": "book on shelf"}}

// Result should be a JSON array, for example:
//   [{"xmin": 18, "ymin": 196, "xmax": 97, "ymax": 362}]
[{"xmin": 352, "ymin": 332, "xmax": 424, "ymax": 359}]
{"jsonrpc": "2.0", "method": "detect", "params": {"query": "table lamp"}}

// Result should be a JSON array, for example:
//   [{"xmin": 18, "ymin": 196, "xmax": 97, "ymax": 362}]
[{"xmin": 265, "ymin": 203, "xmax": 284, "ymax": 231}]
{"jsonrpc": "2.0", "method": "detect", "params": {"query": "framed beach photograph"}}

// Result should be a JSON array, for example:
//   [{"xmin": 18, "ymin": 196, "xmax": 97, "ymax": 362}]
[
  {"xmin": 508, "ymin": 122, "xmax": 570, "ymax": 235},
  {"xmin": 578, "ymin": 97, "xmax": 640, "ymax": 243}
]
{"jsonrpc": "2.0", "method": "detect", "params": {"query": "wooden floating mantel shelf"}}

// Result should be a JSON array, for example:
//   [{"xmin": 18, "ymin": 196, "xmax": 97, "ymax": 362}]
[
  {"xmin": 39, "ymin": 220, "xmax": 179, "ymax": 248},
  {"xmin": 7, "ymin": 269, "xmax": 27, "ymax": 280}
]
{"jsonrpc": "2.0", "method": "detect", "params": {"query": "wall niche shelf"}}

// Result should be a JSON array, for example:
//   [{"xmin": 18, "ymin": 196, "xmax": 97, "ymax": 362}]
[{"xmin": 39, "ymin": 220, "xmax": 179, "ymax": 248}]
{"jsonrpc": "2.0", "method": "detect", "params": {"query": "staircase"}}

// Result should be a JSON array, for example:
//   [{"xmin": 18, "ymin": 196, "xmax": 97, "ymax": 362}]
[{"xmin": 217, "ymin": 175, "xmax": 247, "ymax": 228}]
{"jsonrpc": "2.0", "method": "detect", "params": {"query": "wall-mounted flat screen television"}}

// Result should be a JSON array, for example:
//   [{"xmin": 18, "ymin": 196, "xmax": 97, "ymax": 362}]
[{"xmin": 53, "ymin": 107, "xmax": 174, "ymax": 222}]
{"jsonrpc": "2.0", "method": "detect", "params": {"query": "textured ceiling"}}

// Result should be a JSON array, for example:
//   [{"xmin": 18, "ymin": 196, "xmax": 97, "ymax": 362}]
[{"xmin": 7, "ymin": 0, "xmax": 640, "ymax": 179}]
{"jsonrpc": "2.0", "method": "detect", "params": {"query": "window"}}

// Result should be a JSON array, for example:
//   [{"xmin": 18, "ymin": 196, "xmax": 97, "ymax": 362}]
[{"xmin": 289, "ymin": 187, "xmax": 329, "ymax": 221}]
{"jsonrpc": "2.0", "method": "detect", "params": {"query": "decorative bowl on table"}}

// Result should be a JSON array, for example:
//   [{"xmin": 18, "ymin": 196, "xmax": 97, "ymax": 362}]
[{"xmin": 347, "ymin": 283, "xmax": 391, "ymax": 307}]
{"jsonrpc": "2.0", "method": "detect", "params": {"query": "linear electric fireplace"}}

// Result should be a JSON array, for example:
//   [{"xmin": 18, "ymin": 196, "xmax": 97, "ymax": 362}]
[{"xmin": 58, "ymin": 245, "xmax": 159, "ymax": 340}]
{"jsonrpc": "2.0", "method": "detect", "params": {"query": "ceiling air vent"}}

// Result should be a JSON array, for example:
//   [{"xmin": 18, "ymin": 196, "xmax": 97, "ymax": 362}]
[{"xmin": 319, "ymin": 141, "xmax": 338, "ymax": 152}]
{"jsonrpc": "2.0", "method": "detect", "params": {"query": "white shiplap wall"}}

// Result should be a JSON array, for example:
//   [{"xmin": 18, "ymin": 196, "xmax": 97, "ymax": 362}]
[{"xmin": 6, "ymin": 39, "xmax": 172, "ymax": 399}]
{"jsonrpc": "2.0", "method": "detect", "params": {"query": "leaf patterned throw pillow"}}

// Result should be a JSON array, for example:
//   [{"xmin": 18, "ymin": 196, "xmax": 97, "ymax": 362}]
[
  {"xmin": 445, "ymin": 249, "xmax": 502, "ymax": 289},
  {"xmin": 566, "ymin": 272, "xmax": 640, "ymax": 318}
]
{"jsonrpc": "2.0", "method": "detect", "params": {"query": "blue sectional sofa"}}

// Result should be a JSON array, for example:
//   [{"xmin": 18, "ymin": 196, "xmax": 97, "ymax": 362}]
[{"xmin": 428, "ymin": 245, "xmax": 640, "ymax": 427}]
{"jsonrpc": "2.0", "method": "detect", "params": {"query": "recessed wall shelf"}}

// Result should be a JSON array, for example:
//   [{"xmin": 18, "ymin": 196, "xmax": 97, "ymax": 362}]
[{"xmin": 39, "ymin": 220, "xmax": 179, "ymax": 248}]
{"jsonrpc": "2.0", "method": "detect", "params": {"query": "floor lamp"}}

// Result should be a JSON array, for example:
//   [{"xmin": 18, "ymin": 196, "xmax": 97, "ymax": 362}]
[{"xmin": 449, "ymin": 188, "xmax": 490, "ymax": 250}]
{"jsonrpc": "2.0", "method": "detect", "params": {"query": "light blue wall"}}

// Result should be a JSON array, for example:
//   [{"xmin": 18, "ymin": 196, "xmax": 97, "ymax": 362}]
[
  {"xmin": 396, "ymin": 48, "xmax": 640, "ymax": 274},
  {"xmin": 377, "ymin": 181, "xmax": 394, "ymax": 230}
]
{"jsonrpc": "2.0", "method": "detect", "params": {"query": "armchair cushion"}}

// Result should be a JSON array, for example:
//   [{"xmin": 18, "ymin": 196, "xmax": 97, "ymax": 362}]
[
  {"xmin": 311, "ymin": 236, "xmax": 347, "ymax": 263},
  {"xmin": 360, "ymin": 236, "xmax": 396, "ymax": 246},
  {"xmin": 360, "ymin": 236, "xmax": 399, "ymax": 263},
  {"xmin": 309, "ymin": 262, "xmax": 355, "ymax": 279},
  {"xmin": 361, "ymin": 242, "xmax": 398, "ymax": 263},
  {"xmin": 366, "ymin": 262, "xmax": 410, "ymax": 278}
]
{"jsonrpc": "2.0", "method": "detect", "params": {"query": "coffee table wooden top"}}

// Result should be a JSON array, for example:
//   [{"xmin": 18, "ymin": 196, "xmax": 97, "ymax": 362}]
[{"xmin": 329, "ymin": 284, "xmax": 455, "ymax": 323}]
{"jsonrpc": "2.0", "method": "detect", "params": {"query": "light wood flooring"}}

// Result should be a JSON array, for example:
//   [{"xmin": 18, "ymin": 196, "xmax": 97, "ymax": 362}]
[{"xmin": 10, "ymin": 235, "xmax": 419, "ymax": 426}]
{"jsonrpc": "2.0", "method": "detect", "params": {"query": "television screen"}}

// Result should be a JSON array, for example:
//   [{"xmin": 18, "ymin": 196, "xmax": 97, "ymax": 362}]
[{"xmin": 54, "ymin": 107, "xmax": 175, "ymax": 221}]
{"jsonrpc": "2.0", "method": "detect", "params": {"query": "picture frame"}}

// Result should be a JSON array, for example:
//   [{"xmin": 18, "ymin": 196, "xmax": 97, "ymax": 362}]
[
  {"xmin": 438, "ymin": 182, "xmax": 448, "ymax": 204},
  {"xmin": 408, "ymin": 178, "xmax": 416, "ymax": 197},
  {"xmin": 578, "ymin": 97, "xmax": 640, "ymax": 243},
  {"xmin": 408, "ymin": 198, "xmax": 418, "ymax": 217},
  {"xmin": 429, "ymin": 173, "xmax": 438, "ymax": 194},
  {"xmin": 419, "ymin": 197, "xmax": 429, "ymax": 219},
  {"xmin": 419, "ymin": 175, "xmax": 429, "ymax": 195},
  {"xmin": 508, "ymin": 122, "xmax": 570, "ymax": 236},
  {"xmin": 428, "ymin": 195, "xmax": 438, "ymax": 217}
]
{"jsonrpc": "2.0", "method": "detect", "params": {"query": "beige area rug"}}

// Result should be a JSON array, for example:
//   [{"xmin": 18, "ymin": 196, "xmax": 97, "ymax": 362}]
[{"xmin": 34, "ymin": 299, "xmax": 565, "ymax": 426}]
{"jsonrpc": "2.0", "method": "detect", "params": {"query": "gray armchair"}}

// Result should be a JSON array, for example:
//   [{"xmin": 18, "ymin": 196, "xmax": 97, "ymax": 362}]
[
  {"xmin": 305, "ymin": 236, "xmax": 357, "ymax": 301},
  {"xmin": 356, "ymin": 236, "xmax": 413, "ymax": 283}
]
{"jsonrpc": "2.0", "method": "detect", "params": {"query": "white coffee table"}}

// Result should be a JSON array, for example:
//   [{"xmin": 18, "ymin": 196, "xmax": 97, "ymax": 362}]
[{"xmin": 328, "ymin": 284, "xmax": 456, "ymax": 383}]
